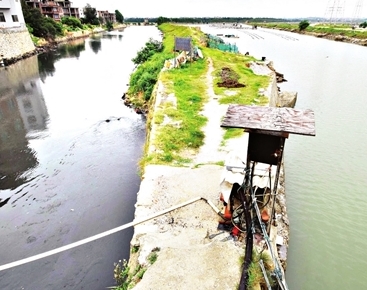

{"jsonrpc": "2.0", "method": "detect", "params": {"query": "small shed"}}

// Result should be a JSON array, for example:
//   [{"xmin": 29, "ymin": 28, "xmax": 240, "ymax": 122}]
[
  {"xmin": 221, "ymin": 105, "xmax": 315, "ymax": 165},
  {"xmin": 221, "ymin": 105, "xmax": 315, "ymax": 290},
  {"xmin": 221, "ymin": 104, "xmax": 315, "ymax": 229}
]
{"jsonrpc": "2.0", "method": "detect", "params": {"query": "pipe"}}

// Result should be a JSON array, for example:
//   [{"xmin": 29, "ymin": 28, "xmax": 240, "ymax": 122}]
[{"xmin": 0, "ymin": 196, "xmax": 217, "ymax": 272}]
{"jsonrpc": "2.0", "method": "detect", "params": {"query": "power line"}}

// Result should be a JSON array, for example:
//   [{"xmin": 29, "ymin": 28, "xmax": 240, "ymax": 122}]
[
  {"xmin": 353, "ymin": 0, "xmax": 364, "ymax": 23},
  {"xmin": 325, "ymin": 0, "xmax": 346, "ymax": 23}
]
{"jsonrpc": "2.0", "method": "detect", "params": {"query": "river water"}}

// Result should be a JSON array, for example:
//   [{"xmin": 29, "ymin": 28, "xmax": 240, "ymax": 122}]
[
  {"xmin": 0, "ymin": 26, "xmax": 161, "ymax": 289},
  {"xmin": 200, "ymin": 25, "xmax": 367, "ymax": 289},
  {"xmin": 2, "ymin": 24, "xmax": 366, "ymax": 290}
]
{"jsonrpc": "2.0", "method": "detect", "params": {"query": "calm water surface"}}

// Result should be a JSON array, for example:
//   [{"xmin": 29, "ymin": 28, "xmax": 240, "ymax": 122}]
[
  {"xmin": 0, "ymin": 26, "xmax": 160, "ymax": 289},
  {"xmin": 200, "ymin": 25, "xmax": 367, "ymax": 290}
]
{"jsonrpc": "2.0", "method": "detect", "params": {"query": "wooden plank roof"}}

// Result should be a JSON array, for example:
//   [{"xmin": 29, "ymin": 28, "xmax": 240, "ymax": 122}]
[{"xmin": 221, "ymin": 105, "xmax": 315, "ymax": 136}]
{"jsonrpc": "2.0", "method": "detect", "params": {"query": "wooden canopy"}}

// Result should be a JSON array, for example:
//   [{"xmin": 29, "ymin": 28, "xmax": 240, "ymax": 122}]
[{"xmin": 221, "ymin": 105, "xmax": 316, "ymax": 137}]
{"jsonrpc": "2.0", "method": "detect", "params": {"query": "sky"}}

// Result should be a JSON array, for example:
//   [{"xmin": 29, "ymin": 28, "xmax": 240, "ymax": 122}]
[{"xmin": 72, "ymin": 0, "xmax": 367, "ymax": 19}]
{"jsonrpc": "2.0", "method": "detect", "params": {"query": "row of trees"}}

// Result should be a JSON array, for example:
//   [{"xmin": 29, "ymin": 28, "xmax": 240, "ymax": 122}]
[{"xmin": 20, "ymin": 1, "xmax": 124, "ymax": 40}]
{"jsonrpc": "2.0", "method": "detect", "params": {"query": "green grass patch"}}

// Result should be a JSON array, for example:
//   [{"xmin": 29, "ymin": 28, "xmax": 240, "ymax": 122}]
[
  {"xmin": 238, "ymin": 250, "xmax": 276, "ymax": 289},
  {"xmin": 132, "ymin": 23, "xmax": 272, "ymax": 169},
  {"xmin": 159, "ymin": 23, "xmax": 203, "ymax": 53},
  {"xmin": 145, "ymin": 58, "xmax": 208, "ymax": 165},
  {"xmin": 223, "ymin": 127, "xmax": 244, "ymax": 141},
  {"xmin": 203, "ymin": 47, "xmax": 269, "ymax": 105},
  {"xmin": 112, "ymin": 248, "xmax": 160, "ymax": 289},
  {"xmin": 256, "ymin": 22, "xmax": 367, "ymax": 39}
]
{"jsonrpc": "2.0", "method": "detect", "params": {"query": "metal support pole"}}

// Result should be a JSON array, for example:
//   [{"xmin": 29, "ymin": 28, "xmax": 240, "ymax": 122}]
[
  {"xmin": 267, "ymin": 138, "xmax": 285, "ymax": 236},
  {"xmin": 239, "ymin": 160, "xmax": 254, "ymax": 290}
]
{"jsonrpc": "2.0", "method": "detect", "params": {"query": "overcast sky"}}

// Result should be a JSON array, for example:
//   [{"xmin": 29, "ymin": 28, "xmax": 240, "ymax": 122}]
[{"xmin": 72, "ymin": 0, "xmax": 367, "ymax": 19}]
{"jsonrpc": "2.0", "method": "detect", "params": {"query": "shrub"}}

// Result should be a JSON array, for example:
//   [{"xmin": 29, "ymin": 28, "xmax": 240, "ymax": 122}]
[
  {"xmin": 106, "ymin": 21, "xmax": 114, "ymax": 31},
  {"xmin": 129, "ymin": 54, "xmax": 167, "ymax": 102},
  {"xmin": 132, "ymin": 39, "xmax": 163, "ymax": 65},
  {"xmin": 61, "ymin": 16, "xmax": 83, "ymax": 29},
  {"xmin": 299, "ymin": 20, "xmax": 310, "ymax": 31}
]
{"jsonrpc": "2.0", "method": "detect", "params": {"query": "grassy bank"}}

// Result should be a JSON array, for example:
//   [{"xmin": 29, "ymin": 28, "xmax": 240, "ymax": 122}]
[
  {"xmin": 127, "ymin": 23, "xmax": 270, "ymax": 169},
  {"xmin": 254, "ymin": 22, "xmax": 367, "ymax": 40}
]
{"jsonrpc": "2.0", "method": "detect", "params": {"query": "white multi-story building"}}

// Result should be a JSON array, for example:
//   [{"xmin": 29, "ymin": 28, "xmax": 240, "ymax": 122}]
[{"xmin": 0, "ymin": 0, "xmax": 25, "ymax": 28}]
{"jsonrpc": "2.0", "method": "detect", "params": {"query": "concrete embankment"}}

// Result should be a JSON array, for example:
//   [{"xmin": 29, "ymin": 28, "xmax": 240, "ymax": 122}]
[
  {"xmin": 0, "ymin": 27, "xmax": 35, "ymax": 66},
  {"xmin": 126, "ymin": 54, "xmax": 296, "ymax": 289}
]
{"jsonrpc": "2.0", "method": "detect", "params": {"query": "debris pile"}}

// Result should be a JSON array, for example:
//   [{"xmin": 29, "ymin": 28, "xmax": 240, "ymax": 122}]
[{"xmin": 217, "ymin": 67, "xmax": 245, "ymax": 88}]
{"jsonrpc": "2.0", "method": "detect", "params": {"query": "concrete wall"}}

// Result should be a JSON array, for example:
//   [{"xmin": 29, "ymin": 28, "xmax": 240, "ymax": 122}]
[
  {"xmin": 267, "ymin": 73, "xmax": 280, "ymax": 107},
  {"xmin": 267, "ymin": 72, "xmax": 297, "ymax": 108},
  {"xmin": 0, "ymin": 27, "xmax": 35, "ymax": 60}
]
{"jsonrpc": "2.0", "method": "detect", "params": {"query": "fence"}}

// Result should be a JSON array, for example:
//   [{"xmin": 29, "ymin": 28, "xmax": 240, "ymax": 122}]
[{"xmin": 206, "ymin": 34, "xmax": 239, "ymax": 53}]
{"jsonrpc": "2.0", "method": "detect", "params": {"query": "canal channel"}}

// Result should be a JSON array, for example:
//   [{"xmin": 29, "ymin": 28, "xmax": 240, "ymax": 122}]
[{"xmin": 0, "ymin": 25, "xmax": 161, "ymax": 290}]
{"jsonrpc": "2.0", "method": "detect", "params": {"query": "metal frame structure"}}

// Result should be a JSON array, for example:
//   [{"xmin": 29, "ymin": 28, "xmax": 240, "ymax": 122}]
[{"xmin": 221, "ymin": 105, "xmax": 315, "ymax": 290}]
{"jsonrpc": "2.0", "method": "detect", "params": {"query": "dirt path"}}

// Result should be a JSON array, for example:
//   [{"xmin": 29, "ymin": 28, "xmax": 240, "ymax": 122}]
[
  {"xmin": 194, "ymin": 57, "xmax": 247, "ymax": 166},
  {"xmin": 194, "ymin": 58, "xmax": 227, "ymax": 164}
]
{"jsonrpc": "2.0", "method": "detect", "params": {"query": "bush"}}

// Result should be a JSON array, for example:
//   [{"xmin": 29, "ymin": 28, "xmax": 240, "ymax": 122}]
[
  {"xmin": 129, "ymin": 54, "xmax": 167, "ymax": 102},
  {"xmin": 61, "ymin": 16, "xmax": 83, "ymax": 29},
  {"xmin": 360, "ymin": 22, "xmax": 367, "ymax": 28},
  {"xmin": 106, "ymin": 21, "xmax": 114, "ymax": 31},
  {"xmin": 299, "ymin": 20, "xmax": 310, "ymax": 31},
  {"xmin": 132, "ymin": 39, "xmax": 163, "ymax": 65}
]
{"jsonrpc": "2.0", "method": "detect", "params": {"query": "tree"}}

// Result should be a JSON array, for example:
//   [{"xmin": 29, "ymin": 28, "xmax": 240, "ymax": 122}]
[
  {"xmin": 106, "ymin": 21, "xmax": 113, "ymax": 31},
  {"xmin": 157, "ymin": 16, "xmax": 170, "ymax": 25},
  {"xmin": 115, "ymin": 10, "xmax": 124, "ymax": 23},
  {"xmin": 299, "ymin": 20, "xmax": 310, "ymax": 31},
  {"xmin": 359, "ymin": 22, "xmax": 367, "ymax": 28},
  {"xmin": 21, "ymin": 0, "xmax": 64, "ymax": 39},
  {"xmin": 82, "ymin": 4, "xmax": 99, "ymax": 25}
]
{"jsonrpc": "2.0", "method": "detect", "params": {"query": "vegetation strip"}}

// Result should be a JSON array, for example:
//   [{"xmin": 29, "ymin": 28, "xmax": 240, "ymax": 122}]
[
  {"xmin": 127, "ymin": 23, "xmax": 270, "ymax": 170},
  {"xmin": 117, "ymin": 23, "xmax": 278, "ymax": 289}
]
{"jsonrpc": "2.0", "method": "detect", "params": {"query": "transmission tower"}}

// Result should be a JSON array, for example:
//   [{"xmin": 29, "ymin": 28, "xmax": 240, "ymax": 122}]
[
  {"xmin": 325, "ymin": 0, "xmax": 346, "ymax": 23},
  {"xmin": 352, "ymin": 0, "xmax": 364, "ymax": 24}
]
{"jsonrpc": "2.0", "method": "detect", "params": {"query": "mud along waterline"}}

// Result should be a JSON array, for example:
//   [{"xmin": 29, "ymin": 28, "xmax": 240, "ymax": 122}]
[{"xmin": 0, "ymin": 26, "xmax": 161, "ymax": 289}]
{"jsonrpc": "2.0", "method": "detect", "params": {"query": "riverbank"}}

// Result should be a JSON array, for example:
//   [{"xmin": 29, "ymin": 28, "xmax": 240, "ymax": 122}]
[
  {"xmin": 123, "ymin": 44, "xmax": 294, "ymax": 288},
  {"xmin": 1, "ymin": 24, "xmax": 126, "ymax": 66},
  {"xmin": 255, "ymin": 23, "xmax": 367, "ymax": 46},
  {"xmin": 302, "ymin": 30, "xmax": 367, "ymax": 46}
]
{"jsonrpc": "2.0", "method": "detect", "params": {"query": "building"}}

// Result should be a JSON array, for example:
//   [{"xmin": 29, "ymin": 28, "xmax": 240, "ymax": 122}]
[
  {"xmin": 26, "ymin": 0, "xmax": 63, "ymax": 21},
  {"xmin": 97, "ymin": 10, "xmax": 116, "ymax": 24},
  {"xmin": 25, "ymin": 0, "xmax": 80, "ymax": 21},
  {"xmin": 56, "ymin": 0, "xmax": 79, "ymax": 19},
  {"xmin": 0, "ymin": 0, "xmax": 26, "ymax": 28},
  {"xmin": 25, "ymin": 1, "xmax": 116, "ymax": 23}
]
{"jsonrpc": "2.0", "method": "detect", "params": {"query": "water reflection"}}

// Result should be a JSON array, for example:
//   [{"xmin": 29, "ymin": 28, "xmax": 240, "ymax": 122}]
[
  {"xmin": 0, "ymin": 56, "xmax": 48, "ymax": 191},
  {"xmin": 103, "ymin": 34, "xmax": 124, "ymax": 41},
  {"xmin": 58, "ymin": 39, "xmax": 86, "ymax": 59},
  {"xmin": 89, "ymin": 35, "xmax": 102, "ymax": 54},
  {"xmin": 38, "ymin": 39, "xmax": 86, "ymax": 81},
  {"xmin": 0, "ymin": 26, "xmax": 161, "ymax": 290}
]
